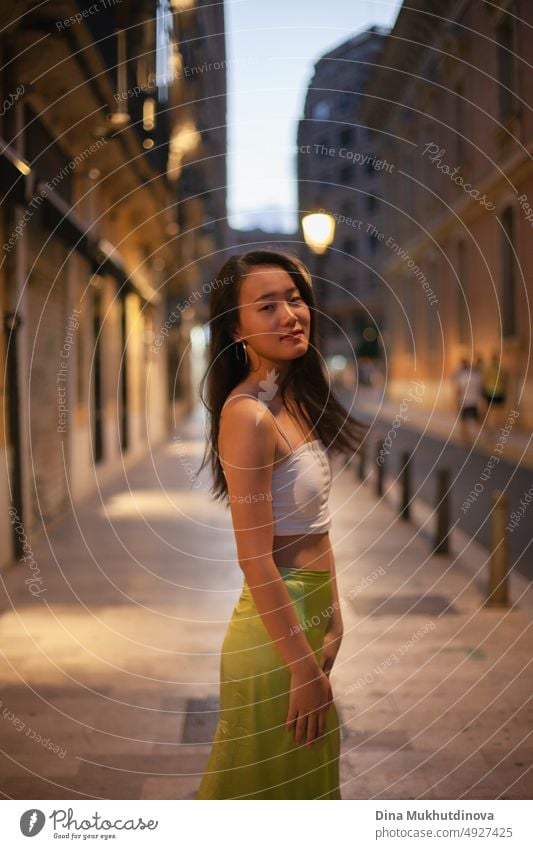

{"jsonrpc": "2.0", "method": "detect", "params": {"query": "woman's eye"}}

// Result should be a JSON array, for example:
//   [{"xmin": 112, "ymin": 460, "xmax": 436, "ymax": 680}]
[{"xmin": 260, "ymin": 298, "xmax": 302, "ymax": 311}]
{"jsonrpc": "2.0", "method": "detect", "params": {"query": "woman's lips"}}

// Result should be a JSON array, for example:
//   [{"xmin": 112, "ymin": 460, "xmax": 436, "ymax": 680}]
[{"xmin": 280, "ymin": 331, "xmax": 304, "ymax": 341}]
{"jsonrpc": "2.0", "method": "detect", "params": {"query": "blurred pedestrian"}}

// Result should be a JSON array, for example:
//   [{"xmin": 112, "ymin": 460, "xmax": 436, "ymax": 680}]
[
  {"xmin": 483, "ymin": 351, "xmax": 507, "ymax": 433},
  {"xmin": 357, "ymin": 355, "xmax": 375, "ymax": 386},
  {"xmin": 452, "ymin": 357, "xmax": 483, "ymax": 444}
]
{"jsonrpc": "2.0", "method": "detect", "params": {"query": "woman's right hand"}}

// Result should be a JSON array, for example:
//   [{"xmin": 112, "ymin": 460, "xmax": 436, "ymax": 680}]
[{"xmin": 286, "ymin": 663, "xmax": 334, "ymax": 749}]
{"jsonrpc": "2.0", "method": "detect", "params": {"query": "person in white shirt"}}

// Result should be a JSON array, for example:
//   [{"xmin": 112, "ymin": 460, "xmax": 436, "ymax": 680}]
[{"xmin": 452, "ymin": 357, "xmax": 484, "ymax": 443}]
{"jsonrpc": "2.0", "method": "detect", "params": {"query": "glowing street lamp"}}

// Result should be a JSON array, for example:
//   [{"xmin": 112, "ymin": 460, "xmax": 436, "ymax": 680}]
[
  {"xmin": 301, "ymin": 212, "xmax": 335, "ymax": 255},
  {"xmin": 301, "ymin": 212, "xmax": 336, "ymax": 345}
]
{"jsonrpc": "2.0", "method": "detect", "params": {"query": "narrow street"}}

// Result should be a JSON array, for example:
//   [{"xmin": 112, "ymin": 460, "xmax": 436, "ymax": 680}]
[{"xmin": 1, "ymin": 405, "xmax": 531, "ymax": 800}]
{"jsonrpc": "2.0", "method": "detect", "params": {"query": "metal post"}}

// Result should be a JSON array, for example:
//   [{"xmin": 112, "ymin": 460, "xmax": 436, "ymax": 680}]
[
  {"xmin": 485, "ymin": 490, "xmax": 509, "ymax": 607},
  {"xmin": 400, "ymin": 450, "xmax": 411, "ymax": 520},
  {"xmin": 433, "ymin": 468, "xmax": 451, "ymax": 554},
  {"xmin": 375, "ymin": 440, "xmax": 384, "ymax": 497}
]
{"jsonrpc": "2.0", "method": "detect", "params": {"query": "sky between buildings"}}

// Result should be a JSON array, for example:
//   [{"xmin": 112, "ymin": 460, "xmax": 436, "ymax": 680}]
[{"xmin": 225, "ymin": 0, "xmax": 404, "ymax": 234}]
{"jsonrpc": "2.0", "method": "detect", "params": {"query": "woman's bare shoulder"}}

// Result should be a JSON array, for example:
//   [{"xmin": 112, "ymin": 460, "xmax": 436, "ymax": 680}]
[
  {"xmin": 223, "ymin": 383, "xmax": 262, "ymax": 403},
  {"xmin": 220, "ymin": 386, "xmax": 273, "ymax": 423},
  {"xmin": 219, "ymin": 388, "xmax": 276, "ymax": 463},
  {"xmin": 220, "ymin": 391, "xmax": 273, "ymax": 433}
]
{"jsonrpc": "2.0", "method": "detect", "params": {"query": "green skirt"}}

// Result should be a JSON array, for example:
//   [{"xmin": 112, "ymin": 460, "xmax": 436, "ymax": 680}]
[{"xmin": 195, "ymin": 566, "xmax": 341, "ymax": 799}]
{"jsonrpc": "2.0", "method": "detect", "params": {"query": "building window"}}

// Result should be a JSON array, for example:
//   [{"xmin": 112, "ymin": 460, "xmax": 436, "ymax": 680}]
[
  {"xmin": 427, "ymin": 259, "xmax": 438, "ymax": 353},
  {"xmin": 339, "ymin": 165, "xmax": 352, "ymax": 183},
  {"xmin": 367, "ymin": 233, "xmax": 379, "ymax": 254},
  {"xmin": 342, "ymin": 237, "xmax": 355, "ymax": 255},
  {"xmin": 316, "ymin": 138, "xmax": 329, "ymax": 156},
  {"xmin": 404, "ymin": 153, "xmax": 415, "ymax": 213},
  {"xmin": 339, "ymin": 278, "xmax": 351, "ymax": 300},
  {"xmin": 155, "ymin": 0, "xmax": 174, "ymax": 104},
  {"xmin": 339, "ymin": 128, "xmax": 353, "ymax": 146},
  {"xmin": 365, "ymin": 156, "xmax": 376, "ymax": 175},
  {"xmin": 341, "ymin": 200, "xmax": 353, "ymax": 220},
  {"xmin": 496, "ymin": 7, "xmax": 518, "ymax": 122},
  {"xmin": 25, "ymin": 105, "xmax": 72, "ymax": 204},
  {"xmin": 92, "ymin": 285, "xmax": 105, "ymax": 462},
  {"xmin": 501, "ymin": 206, "xmax": 517, "ymax": 337},
  {"xmin": 312, "ymin": 100, "xmax": 330, "ymax": 119},
  {"xmin": 402, "ymin": 279, "xmax": 415, "ymax": 354},
  {"xmin": 339, "ymin": 92, "xmax": 351, "ymax": 112},
  {"xmin": 455, "ymin": 81, "xmax": 464, "ymax": 164},
  {"xmin": 456, "ymin": 240, "xmax": 468, "ymax": 344},
  {"xmin": 76, "ymin": 307, "xmax": 84, "ymax": 405}
]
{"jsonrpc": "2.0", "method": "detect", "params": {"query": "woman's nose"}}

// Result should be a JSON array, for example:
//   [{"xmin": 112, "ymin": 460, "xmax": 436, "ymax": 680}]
[{"xmin": 281, "ymin": 302, "xmax": 297, "ymax": 321}]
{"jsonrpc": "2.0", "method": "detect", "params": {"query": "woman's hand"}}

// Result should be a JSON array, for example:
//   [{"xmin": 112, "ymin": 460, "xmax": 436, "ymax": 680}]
[
  {"xmin": 319, "ymin": 625, "xmax": 343, "ymax": 678},
  {"xmin": 286, "ymin": 663, "xmax": 333, "ymax": 749}
]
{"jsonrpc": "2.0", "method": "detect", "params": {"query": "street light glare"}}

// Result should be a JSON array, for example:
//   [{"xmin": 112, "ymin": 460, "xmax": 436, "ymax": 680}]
[{"xmin": 302, "ymin": 212, "xmax": 336, "ymax": 255}]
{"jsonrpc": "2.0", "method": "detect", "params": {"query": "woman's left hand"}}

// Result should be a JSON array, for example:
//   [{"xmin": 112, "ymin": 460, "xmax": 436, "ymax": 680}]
[{"xmin": 320, "ymin": 626, "xmax": 343, "ymax": 678}]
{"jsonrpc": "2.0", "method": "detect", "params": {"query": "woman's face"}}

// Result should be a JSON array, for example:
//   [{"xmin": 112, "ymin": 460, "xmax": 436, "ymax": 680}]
[{"xmin": 233, "ymin": 265, "xmax": 311, "ymax": 362}]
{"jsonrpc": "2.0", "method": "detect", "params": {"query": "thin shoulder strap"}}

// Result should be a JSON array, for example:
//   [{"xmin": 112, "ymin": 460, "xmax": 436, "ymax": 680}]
[{"xmin": 221, "ymin": 393, "xmax": 294, "ymax": 452}]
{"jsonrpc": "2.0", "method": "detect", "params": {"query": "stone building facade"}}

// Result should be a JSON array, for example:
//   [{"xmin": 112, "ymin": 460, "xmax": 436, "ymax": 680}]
[
  {"xmin": 360, "ymin": 0, "xmax": 533, "ymax": 424},
  {"xmin": 297, "ymin": 26, "xmax": 390, "ymax": 362},
  {"xmin": 0, "ymin": 0, "xmax": 227, "ymax": 568}
]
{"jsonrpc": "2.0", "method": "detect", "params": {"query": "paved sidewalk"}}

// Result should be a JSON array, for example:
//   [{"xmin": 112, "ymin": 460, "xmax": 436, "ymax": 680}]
[
  {"xmin": 329, "ymin": 456, "xmax": 532, "ymax": 799},
  {"xmin": 0, "ymin": 405, "xmax": 531, "ymax": 799}
]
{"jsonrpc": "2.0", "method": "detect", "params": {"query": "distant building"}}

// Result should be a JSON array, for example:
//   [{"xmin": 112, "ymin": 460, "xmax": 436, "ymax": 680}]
[
  {"xmin": 297, "ymin": 26, "xmax": 390, "ymax": 361},
  {"xmin": 226, "ymin": 228, "xmax": 299, "ymax": 256},
  {"xmin": 175, "ymin": 0, "xmax": 228, "ymax": 300},
  {"xmin": 360, "ymin": 0, "xmax": 533, "ymax": 425}
]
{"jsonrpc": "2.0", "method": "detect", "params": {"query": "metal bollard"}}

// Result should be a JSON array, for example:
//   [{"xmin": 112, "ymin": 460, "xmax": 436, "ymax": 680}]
[
  {"xmin": 375, "ymin": 440, "xmax": 384, "ymax": 497},
  {"xmin": 433, "ymin": 468, "xmax": 451, "ymax": 554},
  {"xmin": 484, "ymin": 490, "xmax": 509, "ymax": 607},
  {"xmin": 400, "ymin": 450, "xmax": 411, "ymax": 520}
]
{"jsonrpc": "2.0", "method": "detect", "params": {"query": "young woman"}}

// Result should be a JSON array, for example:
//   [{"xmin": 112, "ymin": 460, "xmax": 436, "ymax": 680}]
[{"xmin": 194, "ymin": 249, "xmax": 368, "ymax": 800}]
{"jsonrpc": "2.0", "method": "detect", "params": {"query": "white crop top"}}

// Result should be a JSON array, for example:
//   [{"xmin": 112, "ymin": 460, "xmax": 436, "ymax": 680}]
[{"xmin": 220, "ymin": 393, "xmax": 332, "ymax": 536}]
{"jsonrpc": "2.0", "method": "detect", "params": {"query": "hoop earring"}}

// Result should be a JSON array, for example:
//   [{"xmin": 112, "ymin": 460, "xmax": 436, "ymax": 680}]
[{"xmin": 235, "ymin": 339, "xmax": 248, "ymax": 366}]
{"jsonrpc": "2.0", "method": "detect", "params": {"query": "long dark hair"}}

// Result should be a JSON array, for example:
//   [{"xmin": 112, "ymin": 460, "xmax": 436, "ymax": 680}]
[{"xmin": 196, "ymin": 249, "xmax": 369, "ymax": 503}]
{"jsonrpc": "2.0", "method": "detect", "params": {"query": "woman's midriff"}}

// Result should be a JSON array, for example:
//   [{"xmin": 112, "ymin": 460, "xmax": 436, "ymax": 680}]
[{"xmin": 272, "ymin": 531, "xmax": 332, "ymax": 572}]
